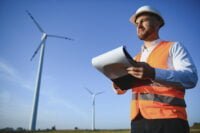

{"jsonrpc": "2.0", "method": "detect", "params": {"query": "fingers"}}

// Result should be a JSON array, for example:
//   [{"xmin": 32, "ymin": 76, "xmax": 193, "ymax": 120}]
[
  {"xmin": 127, "ymin": 67, "xmax": 144, "ymax": 79},
  {"xmin": 127, "ymin": 67, "xmax": 143, "ymax": 72},
  {"xmin": 126, "ymin": 62, "xmax": 155, "ymax": 80}
]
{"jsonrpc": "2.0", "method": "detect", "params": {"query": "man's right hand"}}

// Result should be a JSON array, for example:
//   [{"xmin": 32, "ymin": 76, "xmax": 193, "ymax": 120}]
[{"xmin": 126, "ymin": 62, "xmax": 155, "ymax": 80}]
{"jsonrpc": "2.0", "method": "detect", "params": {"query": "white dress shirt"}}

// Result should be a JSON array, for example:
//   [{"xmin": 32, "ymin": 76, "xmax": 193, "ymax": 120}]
[{"xmin": 139, "ymin": 39, "xmax": 198, "ymax": 89}]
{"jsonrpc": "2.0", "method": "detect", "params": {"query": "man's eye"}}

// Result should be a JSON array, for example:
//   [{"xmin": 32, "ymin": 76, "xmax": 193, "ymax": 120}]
[{"xmin": 137, "ymin": 19, "xmax": 144, "ymax": 24}]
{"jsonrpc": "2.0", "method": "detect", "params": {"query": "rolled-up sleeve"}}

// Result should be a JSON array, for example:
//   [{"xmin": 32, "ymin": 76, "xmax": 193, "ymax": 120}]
[{"xmin": 154, "ymin": 42, "xmax": 198, "ymax": 89}]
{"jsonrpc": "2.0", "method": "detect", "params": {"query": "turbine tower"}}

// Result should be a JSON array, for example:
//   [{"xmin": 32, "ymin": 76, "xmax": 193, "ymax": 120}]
[
  {"xmin": 26, "ymin": 10, "xmax": 73, "ymax": 131},
  {"xmin": 85, "ymin": 87, "xmax": 104, "ymax": 131}
]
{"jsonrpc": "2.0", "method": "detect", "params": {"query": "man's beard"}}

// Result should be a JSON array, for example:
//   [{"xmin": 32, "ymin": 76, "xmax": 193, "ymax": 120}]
[{"xmin": 137, "ymin": 28, "xmax": 154, "ymax": 40}]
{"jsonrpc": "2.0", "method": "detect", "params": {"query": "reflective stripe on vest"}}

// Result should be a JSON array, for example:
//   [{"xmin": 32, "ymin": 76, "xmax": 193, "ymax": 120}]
[
  {"xmin": 130, "ymin": 41, "xmax": 187, "ymax": 121},
  {"xmin": 132, "ymin": 93, "xmax": 186, "ymax": 107}
]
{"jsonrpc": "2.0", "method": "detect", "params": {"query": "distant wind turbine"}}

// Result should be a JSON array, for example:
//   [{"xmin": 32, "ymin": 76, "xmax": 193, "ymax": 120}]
[
  {"xmin": 85, "ymin": 87, "xmax": 104, "ymax": 131},
  {"xmin": 26, "ymin": 10, "xmax": 74, "ymax": 131}
]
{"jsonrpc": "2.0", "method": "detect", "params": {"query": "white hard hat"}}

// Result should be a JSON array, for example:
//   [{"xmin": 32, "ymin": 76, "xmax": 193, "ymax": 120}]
[{"xmin": 129, "ymin": 5, "xmax": 164, "ymax": 27}]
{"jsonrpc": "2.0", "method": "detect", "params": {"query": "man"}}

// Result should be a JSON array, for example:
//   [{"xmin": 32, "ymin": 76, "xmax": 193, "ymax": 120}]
[{"xmin": 113, "ymin": 5, "xmax": 198, "ymax": 133}]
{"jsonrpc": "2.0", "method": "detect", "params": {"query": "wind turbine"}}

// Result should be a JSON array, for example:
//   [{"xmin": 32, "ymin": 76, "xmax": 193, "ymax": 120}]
[
  {"xmin": 85, "ymin": 87, "xmax": 104, "ymax": 131},
  {"xmin": 26, "ymin": 10, "xmax": 73, "ymax": 131}
]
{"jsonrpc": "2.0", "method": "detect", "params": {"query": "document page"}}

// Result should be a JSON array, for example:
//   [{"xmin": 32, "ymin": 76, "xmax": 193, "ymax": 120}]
[{"xmin": 92, "ymin": 46, "xmax": 135, "ymax": 79}]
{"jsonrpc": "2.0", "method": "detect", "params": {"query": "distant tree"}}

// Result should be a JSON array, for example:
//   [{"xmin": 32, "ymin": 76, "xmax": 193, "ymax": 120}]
[
  {"xmin": 16, "ymin": 127, "xmax": 25, "ymax": 132},
  {"xmin": 191, "ymin": 122, "xmax": 200, "ymax": 129},
  {"xmin": 0, "ymin": 127, "xmax": 14, "ymax": 133},
  {"xmin": 51, "ymin": 125, "xmax": 56, "ymax": 130},
  {"xmin": 45, "ymin": 128, "xmax": 50, "ymax": 131},
  {"xmin": 74, "ymin": 126, "xmax": 78, "ymax": 130}
]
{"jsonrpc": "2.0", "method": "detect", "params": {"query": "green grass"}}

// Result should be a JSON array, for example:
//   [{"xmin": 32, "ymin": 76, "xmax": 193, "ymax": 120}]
[
  {"xmin": 28, "ymin": 129, "xmax": 200, "ymax": 133},
  {"xmin": 29, "ymin": 129, "xmax": 130, "ymax": 133}
]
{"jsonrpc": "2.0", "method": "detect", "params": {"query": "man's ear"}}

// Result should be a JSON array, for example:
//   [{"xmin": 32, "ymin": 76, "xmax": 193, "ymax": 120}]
[{"xmin": 154, "ymin": 19, "xmax": 162, "ymax": 30}]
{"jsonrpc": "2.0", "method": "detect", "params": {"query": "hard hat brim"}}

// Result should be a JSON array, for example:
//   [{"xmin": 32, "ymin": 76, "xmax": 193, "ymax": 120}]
[{"xmin": 129, "ymin": 11, "xmax": 164, "ymax": 27}]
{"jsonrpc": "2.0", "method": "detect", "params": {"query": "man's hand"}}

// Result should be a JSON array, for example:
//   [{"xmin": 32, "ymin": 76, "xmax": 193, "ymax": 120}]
[{"xmin": 126, "ymin": 62, "xmax": 155, "ymax": 80}]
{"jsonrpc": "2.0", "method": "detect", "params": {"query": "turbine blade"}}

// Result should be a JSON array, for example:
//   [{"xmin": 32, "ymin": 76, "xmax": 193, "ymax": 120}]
[
  {"xmin": 96, "ymin": 91, "xmax": 104, "ymax": 95},
  {"xmin": 84, "ymin": 87, "xmax": 93, "ymax": 95},
  {"xmin": 26, "ymin": 10, "xmax": 44, "ymax": 33},
  {"xmin": 48, "ymin": 34, "xmax": 74, "ymax": 41},
  {"xmin": 30, "ymin": 39, "xmax": 45, "ymax": 61}
]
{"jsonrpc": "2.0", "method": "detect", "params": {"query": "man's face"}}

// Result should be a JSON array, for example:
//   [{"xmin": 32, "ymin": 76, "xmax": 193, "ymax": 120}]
[{"xmin": 135, "ymin": 14, "xmax": 159, "ymax": 41}]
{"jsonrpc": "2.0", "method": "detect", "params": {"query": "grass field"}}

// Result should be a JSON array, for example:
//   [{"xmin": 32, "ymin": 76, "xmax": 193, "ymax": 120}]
[
  {"xmin": 16, "ymin": 130, "xmax": 130, "ymax": 133},
  {"xmin": 1, "ymin": 128, "xmax": 200, "ymax": 133},
  {"xmin": 28, "ymin": 129, "xmax": 200, "ymax": 133},
  {"xmin": 30, "ymin": 130, "xmax": 130, "ymax": 133}
]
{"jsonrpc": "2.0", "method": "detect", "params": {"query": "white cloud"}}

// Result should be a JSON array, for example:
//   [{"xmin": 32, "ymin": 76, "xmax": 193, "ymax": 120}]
[
  {"xmin": 0, "ymin": 59, "xmax": 33, "ymax": 91},
  {"xmin": 0, "ymin": 61, "xmax": 18, "ymax": 82}
]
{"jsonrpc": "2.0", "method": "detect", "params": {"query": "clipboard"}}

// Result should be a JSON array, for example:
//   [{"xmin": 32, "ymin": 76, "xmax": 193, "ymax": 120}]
[{"xmin": 92, "ymin": 46, "xmax": 151, "ymax": 90}]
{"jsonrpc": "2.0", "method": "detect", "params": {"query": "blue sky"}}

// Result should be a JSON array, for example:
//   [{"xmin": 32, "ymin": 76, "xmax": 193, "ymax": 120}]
[{"xmin": 0, "ymin": 0, "xmax": 200, "ymax": 130}]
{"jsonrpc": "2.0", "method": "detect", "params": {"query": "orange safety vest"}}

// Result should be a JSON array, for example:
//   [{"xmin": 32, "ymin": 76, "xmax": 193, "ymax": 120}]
[{"xmin": 131, "ymin": 41, "xmax": 187, "ymax": 121}]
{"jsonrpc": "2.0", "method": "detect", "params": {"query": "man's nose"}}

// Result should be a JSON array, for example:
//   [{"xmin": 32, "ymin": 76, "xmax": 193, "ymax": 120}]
[{"xmin": 137, "ymin": 22, "xmax": 143, "ymax": 29}]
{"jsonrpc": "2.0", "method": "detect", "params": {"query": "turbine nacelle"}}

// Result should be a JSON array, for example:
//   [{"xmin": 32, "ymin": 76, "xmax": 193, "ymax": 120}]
[
  {"xmin": 41, "ymin": 33, "xmax": 47, "ymax": 40},
  {"xmin": 84, "ymin": 87, "xmax": 104, "ymax": 97}
]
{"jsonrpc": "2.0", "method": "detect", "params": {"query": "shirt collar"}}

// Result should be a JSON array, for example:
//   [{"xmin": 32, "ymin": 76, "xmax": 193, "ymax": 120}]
[{"xmin": 141, "ymin": 39, "xmax": 162, "ymax": 52}]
